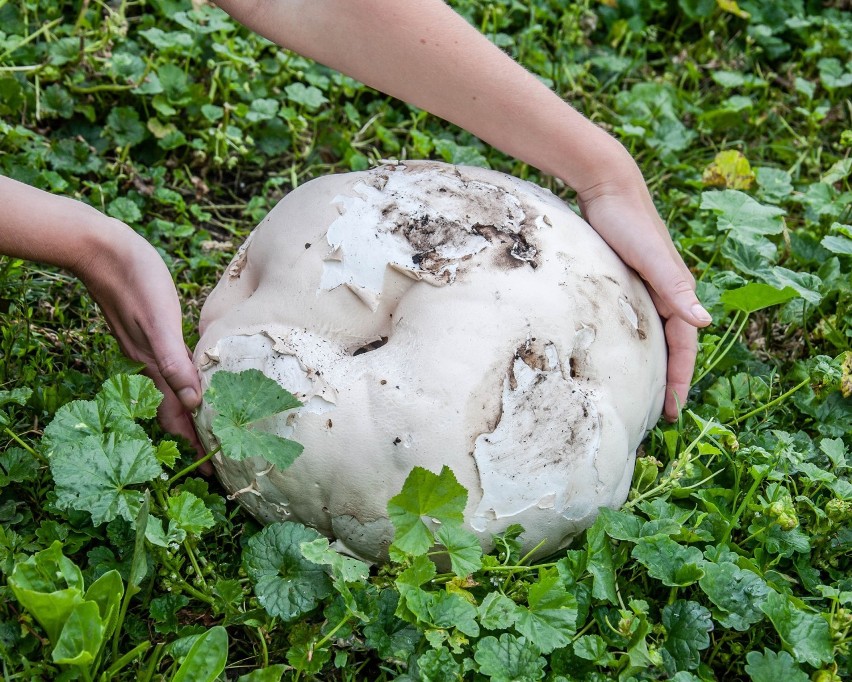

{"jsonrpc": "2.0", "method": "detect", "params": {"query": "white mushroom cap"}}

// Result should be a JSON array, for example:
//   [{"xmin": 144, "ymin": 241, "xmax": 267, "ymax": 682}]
[{"xmin": 194, "ymin": 161, "xmax": 666, "ymax": 562}]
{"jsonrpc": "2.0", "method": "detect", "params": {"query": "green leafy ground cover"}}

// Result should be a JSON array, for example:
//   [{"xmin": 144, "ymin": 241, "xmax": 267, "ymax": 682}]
[{"xmin": 1, "ymin": 0, "xmax": 851, "ymax": 679}]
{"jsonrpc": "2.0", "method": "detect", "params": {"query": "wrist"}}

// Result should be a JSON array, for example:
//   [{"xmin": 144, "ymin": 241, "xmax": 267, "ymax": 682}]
[
  {"xmin": 68, "ymin": 210, "xmax": 137, "ymax": 286},
  {"xmin": 553, "ymin": 127, "xmax": 645, "ymax": 201}
]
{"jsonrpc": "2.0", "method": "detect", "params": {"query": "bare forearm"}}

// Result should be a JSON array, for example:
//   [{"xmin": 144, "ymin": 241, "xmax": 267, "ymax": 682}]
[
  {"xmin": 0, "ymin": 176, "xmax": 112, "ymax": 274},
  {"xmin": 214, "ymin": 0, "xmax": 626, "ymax": 191},
  {"xmin": 0, "ymin": 175, "xmax": 203, "ymax": 424}
]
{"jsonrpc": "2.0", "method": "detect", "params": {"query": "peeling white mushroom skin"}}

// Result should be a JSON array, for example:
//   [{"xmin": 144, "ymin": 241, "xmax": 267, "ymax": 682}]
[{"xmin": 193, "ymin": 161, "xmax": 666, "ymax": 563}]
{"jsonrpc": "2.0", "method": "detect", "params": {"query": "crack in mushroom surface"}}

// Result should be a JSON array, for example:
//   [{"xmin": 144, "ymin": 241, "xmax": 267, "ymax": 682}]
[{"xmin": 193, "ymin": 161, "xmax": 666, "ymax": 563}]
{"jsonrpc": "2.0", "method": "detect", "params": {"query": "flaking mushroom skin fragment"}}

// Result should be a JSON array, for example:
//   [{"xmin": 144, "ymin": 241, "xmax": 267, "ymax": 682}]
[{"xmin": 193, "ymin": 161, "xmax": 667, "ymax": 563}]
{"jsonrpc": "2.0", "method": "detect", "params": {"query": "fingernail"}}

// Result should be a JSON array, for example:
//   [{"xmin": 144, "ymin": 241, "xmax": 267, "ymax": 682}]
[
  {"xmin": 178, "ymin": 387, "xmax": 200, "ymax": 409},
  {"xmin": 691, "ymin": 304, "xmax": 712, "ymax": 324}
]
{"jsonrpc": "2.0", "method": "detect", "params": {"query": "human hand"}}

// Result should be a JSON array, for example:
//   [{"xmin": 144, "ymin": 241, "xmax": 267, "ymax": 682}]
[
  {"xmin": 0, "ymin": 177, "xmax": 204, "ymax": 462},
  {"xmin": 575, "ymin": 153, "xmax": 711, "ymax": 421},
  {"xmin": 74, "ymin": 219, "xmax": 206, "ymax": 460}
]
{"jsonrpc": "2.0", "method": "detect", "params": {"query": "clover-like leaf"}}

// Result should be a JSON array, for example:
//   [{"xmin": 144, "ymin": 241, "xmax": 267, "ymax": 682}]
[
  {"xmin": 514, "ymin": 569, "xmax": 578, "ymax": 654},
  {"xmin": 212, "ymin": 427, "xmax": 303, "ymax": 470},
  {"xmin": 474, "ymin": 633, "xmax": 545, "ymax": 682},
  {"xmin": 155, "ymin": 440, "xmax": 181, "ymax": 468},
  {"xmin": 284, "ymin": 83, "xmax": 328, "ymax": 111},
  {"xmin": 478, "ymin": 592, "xmax": 520, "ymax": 631},
  {"xmin": 0, "ymin": 387, "xmax": 31, "ymax": 427},
  {"xmin": 150, "ymin": 594, "xmax": 190, "ymax": 635},
  {"xmin": 720, "ymin": 283, "xmax": 800, "ymax": 314},
  {"xmin": 698, "ymin": 561, "xmax": 769, "ymax": 631},
  {"xmin": 429, "ymin": 591, "xmax": 480, "ymax": 638},
  {"xmin": 416, "ymin": 645, "xmax": 462, "ymax": 682},
  {"xmin": 700, "ymin": 190, "xmax": 786, "ymax": 247},
  {"xmin": 243, "ymin": 522, "xmax": 332, "ymax": 622},
  {"xmin": 661, "ymin": 600, "xmax": 713, "ymax": 673},
  {"xmin": 300, "ymin": 536, "xmax": 370, "ymax": 619},
  {"xmin": 600, "ymin": 506, "xmax": 682, "ymax": 542},
  {"xmin": 206, "ymin": 370, "xmax": 303, "ymax": 469},
  {"xmin": 166, "ymin": 491, "xmax": 215, "ymax": 535},
  {"xmin": 435, "ymin": 524, "xmax": 482, "ymax": 577},
  {"xmin": 300, "ymin": 537, "xmax": 369, "ymax": 585},
  {"xmin": 586, "ymin": 516, "xmax": 617, "ymax": 604},
  {"xmin": 573, "ymin": 634, "xmax": 616, "ymax": 666},
  {"xmin": 286, "ymin": 635, "xmax": 332, "ymax": 676},
  {"xmin": 702, "ymin": 150, "xmax": 755, "ymax": 190},
  {"xmin": 42, "ymin": 378, "xmax": 154, "ymax": 457},
  {"xmin": 42, "ymin": 400, "xmax": 105, "ymax": 456},
  {"xmin": 821, "ymin": 234, "xmax": 852, "ymax": 255},
  {"xmin": 744, "ymin": 648, "xmax": 810, "ymax": 682},
  {"xmin": 632, "ymin": 536, "xmax": 705, "ymax": 587},
  {"xmin": 51, "ymin": 434, "xmax": 162, "ymax": 526},
  {"xmin": 395, "ymin": 555, "xmax": 438, "ymax": 625},
  {"xmin": 820, "ymin": 437, "xmax": 847, "ymax": 468},
  {"xmin": 387, "ymin": 466, "xmax": 467, "ymax": 556},
  {"xmin": 0, "ymin": 447, "xmax": 39, "ymax": 485},
  {"xmin": 362, "ymin": 589, "xmax": 420, "ymax": 662},
  {"xmin": 144, "ymin": 514, "xmax": 186, "ymax": 548},
  {"xmin": 104, "ymin": 107, "xmax": 146, "ymax": 147},
  {"xmin": 207, "ymin": 369, "xmax": 302, "ymax": 424},
  {"xmin": 760, "ymin": 590, "xmax": 833, "ymax": 667},
  {"xmin": 96, "ymin": 374, "xmax": 162, "ymax": 426}
]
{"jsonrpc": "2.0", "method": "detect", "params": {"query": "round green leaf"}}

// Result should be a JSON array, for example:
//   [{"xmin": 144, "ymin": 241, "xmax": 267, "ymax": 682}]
[
  {"xmin": 475, "ymin": 634, "xmax": 545, "ymax": 682},
  {"xmin": 243, "ymin": 523, "xmax": 332, "ymax": 621}
]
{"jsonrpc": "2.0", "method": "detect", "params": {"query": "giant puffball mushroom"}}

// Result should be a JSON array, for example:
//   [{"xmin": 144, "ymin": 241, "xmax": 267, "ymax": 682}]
[{"xmin": 193, "ymin": 161, "xmax": 666, "ymax": 562}]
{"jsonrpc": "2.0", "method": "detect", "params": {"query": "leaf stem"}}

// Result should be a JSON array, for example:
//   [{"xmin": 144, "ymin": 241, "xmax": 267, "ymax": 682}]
[
  {"xmin": 112, "ymin": 584, "xmax": 141, "ymax": 662},
  {"xmin": 668, "ymin": 586, "xmax": 679, "ymax": 605},
  {"xmin": 167, "ymin": 447, "xmax": 218, "ymax": 486},
  {"xmin": 517, "ymin": 538, "xmax": 548, "ymax": 566},
  {"xmin": 138, "ymin": 643, "xmax": 165, "ymax": 682},
  {"xmin": 0, "ymin": 18, "xmax": 62, "ymax": 61},
  {"xmin": 624, "ymin": 418, "xmax": 716, "ymax": 509},
  {"xmin": 153, "ymin": 486, "xmax": 169, "ymax": 512},
  {"xmin": 254, "ymin": 628, "xmax": 269, "ymax": 669},
  {"xmin": 570, "ymin": 619, "xmax": 597, "ymax": 643},
  {"xmin": 726, "ymin": 377, "xmax": 810, "ymax": 425},
  {"xmin": 0, "ymin": 64, "xmax": 41, "ymax": 72},
  {"xmin": 66, "ymin": 82, "xmax": 138, "ymax": 94},
  {"xmin": 315, "ymin": 614, "xmax": 351, "ymax": 649},
  {"xmin": 696, "ymin": 235, "xmax": 726, "ymax": 284},
  {"xmin": 183, "ymin": 539, "xmax": 208, "ymax": 591},
  {"xmin": 179, "ymin": 575, "xmax": 216, "ymax": 604},
  {"xmin": 4, "ymin": 428, "xmax": 48, "ymax": 464},
  {"xmin": 721, "ymin": 464, "xmax": 771, "ymax": 547},
  {"xmin": 100, "ymin": 641, "xmax": 151, "ymax": 680},
  {"xmin": 485, "ymin": 561, "xmax": 558, "ymax": 572},
  {"xmin": 161, "ymin": 554, "xmax": 216, "ymax": 605},
  {"xmin": 693, "ymin": 311, "xmax": 749, "ymax": 385}
]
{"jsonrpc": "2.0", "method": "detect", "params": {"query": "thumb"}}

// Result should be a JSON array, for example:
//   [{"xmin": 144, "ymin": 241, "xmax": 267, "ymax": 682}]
[
  {"xmin": 154, "ymin": 342, "xmax": 202, "ymax": 411},
  {"xmin": 632, "ymin": 233, "xmax": 712, "ymax": 329}
]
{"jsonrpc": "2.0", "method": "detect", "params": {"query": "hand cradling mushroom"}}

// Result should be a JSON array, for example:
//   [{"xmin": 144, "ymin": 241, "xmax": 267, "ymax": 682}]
[{"xmin": 193, "ymin": 161, "xmax": 666, "ymax": 563}]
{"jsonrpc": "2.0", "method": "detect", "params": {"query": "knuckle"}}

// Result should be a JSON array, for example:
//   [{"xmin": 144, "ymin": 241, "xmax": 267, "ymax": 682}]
[
  {"xmin": 670, "ymin": 274, "xmax": 697, "ymax": 295},
  {"xmin": 157, "ymin": 356, "xmax": 187, "ymax": 381}
]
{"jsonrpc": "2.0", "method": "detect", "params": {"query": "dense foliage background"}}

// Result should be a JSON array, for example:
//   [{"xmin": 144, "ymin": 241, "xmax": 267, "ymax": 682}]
[{"xmin": 0, "ymin": 0, "xmax": 850, "ymax": 680}]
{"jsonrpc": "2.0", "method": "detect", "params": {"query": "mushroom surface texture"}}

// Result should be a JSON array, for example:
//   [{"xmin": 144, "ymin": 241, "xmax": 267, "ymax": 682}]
[{"xmin": 193, "ymin": 161, "xmax": 667, "ymax": 563}]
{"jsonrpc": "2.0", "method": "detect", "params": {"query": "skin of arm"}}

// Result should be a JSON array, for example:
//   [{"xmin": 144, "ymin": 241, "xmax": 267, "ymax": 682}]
[
  {"xmin": 214, "ymin": 0, "xmax": 711, "ymax": 418},
  {"xmin": 0, "ymin": 176, "xmax": 203, "ymax": 454}
]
